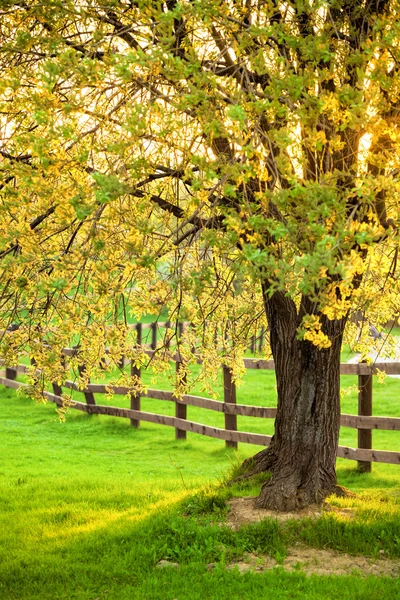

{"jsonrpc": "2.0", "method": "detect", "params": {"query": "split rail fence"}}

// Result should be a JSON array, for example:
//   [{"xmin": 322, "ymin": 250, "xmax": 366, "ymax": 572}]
[{"xmin": 1, "ymin": 321, "xmax": 399, "ymax": 472}]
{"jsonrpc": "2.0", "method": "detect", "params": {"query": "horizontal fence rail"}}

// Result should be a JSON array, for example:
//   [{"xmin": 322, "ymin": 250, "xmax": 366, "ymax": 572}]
[{"xmin": 1, "ymin": 320, "xmax": 399, "ymax": 470}]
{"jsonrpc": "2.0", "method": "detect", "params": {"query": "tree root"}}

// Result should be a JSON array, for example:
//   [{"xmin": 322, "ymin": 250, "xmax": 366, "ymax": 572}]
[
  {"xmin": 226, "ymin": 441, "xmax": 356, "ymax": 511},
  {"xmin": 255, "ymin": 480, "xmax": 331, "ymax": 512},
  {"xmin": 253, "ymin": 480, "xmax": 356, "ymax": 512},
  {"xmin": 330, "ymin": 484, "xmax": 356, "ymax": 498},
  {"xmin": 227, "ymin": 444, "xmax": 277, "ymax": 487}
]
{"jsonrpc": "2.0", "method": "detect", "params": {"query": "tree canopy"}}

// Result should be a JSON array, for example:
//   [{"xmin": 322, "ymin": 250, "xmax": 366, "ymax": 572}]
[{"xmin": 0, "ymin": 0, "xmax": 399, "ymax": 394}]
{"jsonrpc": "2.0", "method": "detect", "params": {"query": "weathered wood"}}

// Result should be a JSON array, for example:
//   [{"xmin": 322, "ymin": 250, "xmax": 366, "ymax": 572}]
[
  {"xmin": 144, "ymin": 348, "xmax": 202, "ymax": 365},
  {"xmin": 99, "ymin": 355, "xmax": 107, "ymax": 370},
  {"xmin": 0, "ymin": 359, "xmax": 36, "ymax": 373},
  {"xmin": 165, "ymin": 320, "xmax": 171, "ymax": 349},
  {"xmin": 77, "ymin": 365, "xmax": 96, "ymax": 406},
  {"xmin": 145, "ymin": 387, "xmax": 278, "ymax": 419},
  {"xmin": 62, "ymin": 347, "xmax": 80, "ymax": 358},
  {"xmin": 258, "ymin": 327, "xmax": 265, "ymax": 352},
  {"xmin": 340, "ymin": 414, "xmax": 400, "ymax": 431},
  {"xmin": 67, "ymin": 378, "xmax": 276, "ymax": 417},
  {"xmin": 59, "ymin": 337, "xmax": 400, "ymax": 375},
  {"xmin": 175, "ymin": 361, "xmax": 187, "ymax": 440},
  {"xmin": 357, "ymin": 370, "xmax": 373, "ymax": 472},
  {"xmin": 64, "ymin": 381, "xmax": 176, "ymax": 399},
  {"xmin": 340, "ymin": 362, "xmax": 400, "ymax": 375},
  {"xmin": 2, "ymin": 342, "xmax": 400, "ymax": 468},
  {"xmin": 339, "ymin": 363, "xmax": 364, "ymax": 375},
  {"xmin": 0, "ymin": 376, "xmax": 25, "ymax": 389},
  {"xmin": 0, "ymin": 371, "xmax": 398, "ymax": 463},
  {"xmin": 5, "ymin": 367, "xmax": 17, "ymax": 380},
  {"xmin": 46, "ymin": 377, "xmax": 400, "ymax": 426},
  {"xmin": 223, "ymin": 365, "xmax": 237, "ymax": 449},
  {"xmin": 151, "ymin": 322, "xmax": 157, "ymax": 350},
  {"xmin": 43, "ymin": 390, "xmax": 63, "ymax": 405},
  {"xmin": 337, "ymin": 446, "xmax": 400, "ymax": 464},
  {"xmin": 243, "ymin": 359, "xmax": 400, "ymax": 374},
  {"xmin": 41, "ymin": 395, "xmax": 273, "ymax": 445},
  {"xmin": 52, "ymin": 382, "xmax": 63, "ymax": 397},
  {"xmin": 40, "ymin": 394, "xmax": 400, "ymax": 462},
  {"xmin": 242, "ymin": 358, "xmax": 275, "ymax": 370},
  {"xmin": 64, "ymin": 381, "xmax": 122, "ymax": 395},
  {"xmin": 130, "ymin": 323, "xmax": 142, "ymax": 428},
  {"xmin": 30, "ymin": 356, "xmax": 40, "ymax": 388},
  {"xmin": 177, "ymin": 395, "xmax": 277, "ymax": 418}
]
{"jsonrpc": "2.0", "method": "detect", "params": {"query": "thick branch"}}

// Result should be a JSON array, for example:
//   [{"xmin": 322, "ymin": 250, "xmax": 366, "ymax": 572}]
[
  {"xmin": 0, "ymin": 205, "xmax": 57, "ymax": 259},
  {"xmin": 97, "ymin": 8, "xmax": 140, "ymax": 50},
  {"xmin": 128, "ymin": 188, "xmax": 184, "ymax": 218}
]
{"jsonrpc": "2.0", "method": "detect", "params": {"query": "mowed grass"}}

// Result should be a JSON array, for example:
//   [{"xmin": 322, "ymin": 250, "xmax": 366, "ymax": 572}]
[{"xmin": 1, "ymin": 361, "xmax": 400, "ymax": 600}]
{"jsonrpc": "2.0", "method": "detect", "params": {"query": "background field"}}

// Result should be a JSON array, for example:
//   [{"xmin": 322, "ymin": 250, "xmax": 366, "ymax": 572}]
[{"xmin": 1, "ymin": 359, "xmax": 400, "ymax": 600}]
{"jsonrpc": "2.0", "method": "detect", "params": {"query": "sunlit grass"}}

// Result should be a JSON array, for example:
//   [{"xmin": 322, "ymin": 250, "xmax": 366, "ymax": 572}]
[{"xmin": 1, "ymin": 370, "xmax": 400, "ymax": 599}]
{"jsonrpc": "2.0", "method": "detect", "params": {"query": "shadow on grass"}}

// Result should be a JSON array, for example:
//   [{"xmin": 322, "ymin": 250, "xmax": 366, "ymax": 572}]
[{"xmin": 1, "ymin": 479, "xmax": 400, "ymax": 600}]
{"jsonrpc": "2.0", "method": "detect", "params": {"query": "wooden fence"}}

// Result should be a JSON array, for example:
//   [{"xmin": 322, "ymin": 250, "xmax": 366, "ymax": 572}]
[{"xmin": 1, "ymin": 321, "xmax": 399, "ymax": 472}]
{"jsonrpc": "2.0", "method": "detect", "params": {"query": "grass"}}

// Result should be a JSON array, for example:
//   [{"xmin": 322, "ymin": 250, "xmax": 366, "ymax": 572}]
[{"xmin": 1, "ymin": 368, "xmax": 400, "ymax": 600}]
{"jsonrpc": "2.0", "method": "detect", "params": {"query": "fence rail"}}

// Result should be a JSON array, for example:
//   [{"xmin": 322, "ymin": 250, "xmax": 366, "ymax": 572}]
[{"xmin": 1, "ymin": 320, "xmax": 400, "ymax": 470}]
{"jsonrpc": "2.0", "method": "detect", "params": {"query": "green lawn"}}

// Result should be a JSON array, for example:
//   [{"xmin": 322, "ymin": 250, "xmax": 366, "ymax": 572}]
[{"xmin": 1, "ymin": 361, "xmax": 400, "ymax": 600}]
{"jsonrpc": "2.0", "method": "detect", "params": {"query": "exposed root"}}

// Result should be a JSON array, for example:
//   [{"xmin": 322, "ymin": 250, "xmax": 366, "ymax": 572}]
[
  {"xmin": 255, "ymin": 482, "xmax": 327, "ymax": 512},
  {"xmin": 227, "ymin": 469, "xmax": 259, "ymax": 487},
  {"xmin": 254, "ymin": 480, "xmax": 355, "ymax": 512},
  {"xmin": 330, "ymin": 484, "xmax": 356, "ymax": 498},
  {"xmin": 227, "ymin": 445, "xmax": 277, "ymax": 487},
  {"xmin": 227, "ymin": 443, "xmax": 355, "ymax": 512}
]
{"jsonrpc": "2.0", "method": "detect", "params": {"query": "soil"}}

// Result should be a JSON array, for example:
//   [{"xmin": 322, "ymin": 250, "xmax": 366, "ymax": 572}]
[
  {"xmin": 225, "ymin": 548, "xmax": 400, "ymax": 577},
  {"xmin": 227, "ymin": 496, "xmax": 354, "ymax": 529},
  {"xmin": 224, "ymin": 497, "xmax": 400, "ymax": 577}
]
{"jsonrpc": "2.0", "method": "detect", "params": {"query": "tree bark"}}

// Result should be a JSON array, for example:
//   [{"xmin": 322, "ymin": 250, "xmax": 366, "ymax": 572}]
[{"xmin": 240, "ymin": 289, "xmax": 347, "ymax": 511}]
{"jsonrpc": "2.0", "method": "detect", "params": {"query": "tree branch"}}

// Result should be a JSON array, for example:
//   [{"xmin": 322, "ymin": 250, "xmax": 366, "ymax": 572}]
[
  {"xmin": 0, "ymin": 205, "xmax": 57, "ymax": 259},
  {"xmin": 127, "ymin": 188, "xmax": 185, "ymax": 218}
]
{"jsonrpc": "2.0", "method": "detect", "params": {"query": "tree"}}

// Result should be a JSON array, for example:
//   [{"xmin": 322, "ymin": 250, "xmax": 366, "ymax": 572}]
[{"xmin": 0, "ymin": 0, "xmax": 399, "ymax": 510}]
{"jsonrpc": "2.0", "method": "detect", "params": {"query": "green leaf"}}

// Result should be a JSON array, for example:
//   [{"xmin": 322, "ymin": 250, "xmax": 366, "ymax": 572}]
[{"xmin": 227, "ymin": 105, "xmax": 246, "ymax": 122}]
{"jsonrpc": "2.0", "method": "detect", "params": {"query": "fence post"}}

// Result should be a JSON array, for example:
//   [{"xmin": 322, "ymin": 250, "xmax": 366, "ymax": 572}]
[
  {"xmin": 175, "ymin": 360, "xmax": 187, "ymax": 440},
  {"xmin": 189, "ymin": 322, "xmax": 196, "ymax": 355},
  {"xmin": 52, "ymin": 382, "xmax": 63, "ymax": 397},
  {"xmin": 78, "ymin": 364, "xmax": 96, "ymax": 406},
  {"xmin": 223, "ymin": 365, "xmax": 238, "ymax": 449},
  {"xmin": 258, "ymin": 327, "xmax": 265, "ymax": 352},
  {"xmin": 357, "ymin": 365, "xmax": 372, "ymax": 473},
  {"xmin": 130, "ymin": 323, "xmax": 142, "ymax": 428},
  {"xmin": 51, "ymin": 353, "xmax": 64, "ymax": 398},
  {"xmin": 5, "ymin": 365, "xmax": 17, "ymax": 380},
  {"xmin": 165, "ymin": 320, "xmax": 171, "ymax": 349},
  {"xmin": 151, "ymin": 322, "xmax": 157, "ymax": 350}
]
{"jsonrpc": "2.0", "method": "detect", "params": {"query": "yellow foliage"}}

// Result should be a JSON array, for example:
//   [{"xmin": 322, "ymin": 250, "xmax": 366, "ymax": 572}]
[{"xmin": 0, "ymin": 0, "xmax": 399, "ymax": 393}]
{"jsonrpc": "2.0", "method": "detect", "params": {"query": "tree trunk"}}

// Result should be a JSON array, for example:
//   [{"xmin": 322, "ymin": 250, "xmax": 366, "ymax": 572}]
[{"xmin": 242, "ymin": 290, "xmax": 347, "ymax": 511}]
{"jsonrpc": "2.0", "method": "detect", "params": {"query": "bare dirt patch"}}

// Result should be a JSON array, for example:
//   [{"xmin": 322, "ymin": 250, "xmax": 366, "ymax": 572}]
[
  {"xmin": 225, "ymin": 497, "xmax": 399, "ymax": 577},
  {"xmin": 227, "ymin": 496, "xmax": 354, "ymax": 529},
  {"xmin": 226, "ymin": 547, "xmax": 400, "ymax": 577}
]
